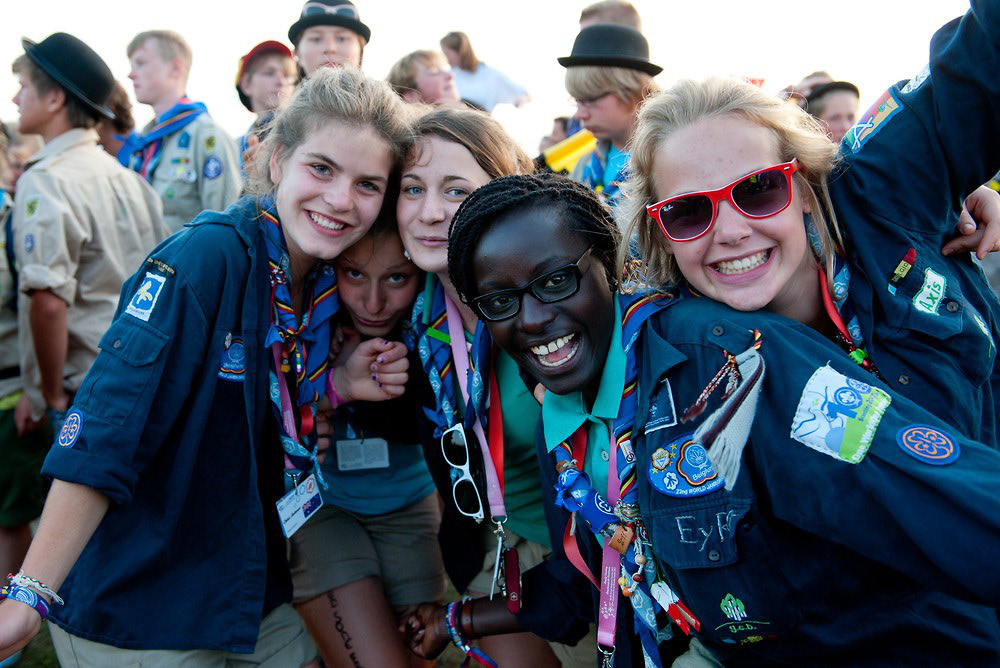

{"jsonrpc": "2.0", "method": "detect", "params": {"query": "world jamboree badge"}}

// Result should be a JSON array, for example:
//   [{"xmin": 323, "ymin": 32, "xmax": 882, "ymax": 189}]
[{"xmin": 648, "ymin": 432, "xmax": 725, "ymax": 498}]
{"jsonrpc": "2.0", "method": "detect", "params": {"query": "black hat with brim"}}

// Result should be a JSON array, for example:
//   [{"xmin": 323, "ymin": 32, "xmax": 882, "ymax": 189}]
[
  {"xmin": 288, "ymin": 0, "xmax": 371, "ymax": 47},
  {"xmin": 806, "ymin": 81, "xmax": 860, "ymax": 108},
  {"xmin": 22, "ymin": 34, "xmax": 115, "ymax": 120},
  {"xmin": 558, "ymin": 24, "xmax": 662, "ymax": 77}
]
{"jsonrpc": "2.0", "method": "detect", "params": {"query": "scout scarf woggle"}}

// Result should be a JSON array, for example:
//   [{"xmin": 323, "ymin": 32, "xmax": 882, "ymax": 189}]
[
  {"xmin": 117, "ymin": 97, "xmax": 207, "ymax": 180},
  {"xmin": 260, "ymin": 200, "xmax": 339, "ymax": 483},
  {"xmin": 552, "ymin": 290, "xmax": 698, "ymax": 667}
]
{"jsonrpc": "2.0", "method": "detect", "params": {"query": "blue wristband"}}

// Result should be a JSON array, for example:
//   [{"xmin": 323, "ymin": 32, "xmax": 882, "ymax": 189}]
[{"xmin": 0, "ymin": 585, "xmax": 50, "ymax": 620}]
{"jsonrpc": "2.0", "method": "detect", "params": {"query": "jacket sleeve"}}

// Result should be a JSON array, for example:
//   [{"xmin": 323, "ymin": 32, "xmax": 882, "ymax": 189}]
[
  {"xmin": 193, "ymin": 122, "xmax": 242, "ymax": 215},
  {"xmin": 40, "ymin": 233, "xmax": 216, "ymax": 506},
  {"xmin": 834, "ymin": 0, "xmax": 1000, "ymax": 236},
  {"xmin": 744, "ymin": 315, "xmax": 1000, "ymax": 605}
]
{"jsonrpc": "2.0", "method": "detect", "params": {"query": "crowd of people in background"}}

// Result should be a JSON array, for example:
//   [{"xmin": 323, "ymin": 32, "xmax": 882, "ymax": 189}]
[{"xmin": 1, "ymin": 1, "xmax": 1000, "ymax": 667}]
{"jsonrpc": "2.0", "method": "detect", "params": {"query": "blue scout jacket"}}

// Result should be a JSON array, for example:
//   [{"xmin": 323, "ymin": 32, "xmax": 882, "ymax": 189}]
[
  {"xmin": 828, "ymin": 0, "xmax": 1000, "ymax": 447},
  {"xmin": 633, "ymin": 297, "xmax": 1000, "ymax": 666},
  {"xmin": 42, "ymin": 196, "xmax": 291, "ymax": 651}
]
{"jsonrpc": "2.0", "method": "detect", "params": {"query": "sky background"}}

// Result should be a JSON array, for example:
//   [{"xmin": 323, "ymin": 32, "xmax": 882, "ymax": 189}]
[{"xmin": 0, "ymin": 1, "xmax": 972, "ymax": 153}]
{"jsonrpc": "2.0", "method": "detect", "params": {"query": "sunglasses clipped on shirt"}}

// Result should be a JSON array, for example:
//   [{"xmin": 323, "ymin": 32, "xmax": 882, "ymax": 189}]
[
  {"xmin": 472, "ymin": 247, "xmax": 594, "ymax": 322},
  {"xmin": 440, "ymin": 423, "xmax": 485, "ymax": 522},
  {"xmin": 646, "ymin": 159, "xmax": 799, "ymax": 242}
]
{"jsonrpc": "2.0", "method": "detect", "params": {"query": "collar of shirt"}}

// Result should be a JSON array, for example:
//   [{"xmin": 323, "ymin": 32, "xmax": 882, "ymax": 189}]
[
  {"xmin": 542, "ymin": 295, "xmax": 625, "ymax": 452},
  {"xmin": 24, "ymin": 127, "xmax": 99, "ymax": 170}
]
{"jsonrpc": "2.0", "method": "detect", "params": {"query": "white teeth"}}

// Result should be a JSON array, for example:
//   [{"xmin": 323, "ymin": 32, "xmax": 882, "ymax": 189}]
[
  {"xmin": 714, "ymin": 250, "xmax": 770, "ymax": 275},
  {"xmin": 309, "ymin": 212, "xmax": 345, "ymax": 231},
  {"xmin": 530, "ymin": 334, "xmax": 575, "ymax": 356}
]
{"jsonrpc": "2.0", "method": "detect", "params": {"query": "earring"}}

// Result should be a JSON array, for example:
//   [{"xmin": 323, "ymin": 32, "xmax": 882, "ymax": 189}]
[{"xmin": 403, "ymin": 249, "xmax": 412, "ymax": 261}]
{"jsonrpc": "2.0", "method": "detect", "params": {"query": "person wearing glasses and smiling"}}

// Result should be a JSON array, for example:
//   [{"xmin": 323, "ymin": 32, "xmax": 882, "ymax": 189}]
[{"xmin": 561, "ymin": 24, "xmax": 660, "ymax": 208}]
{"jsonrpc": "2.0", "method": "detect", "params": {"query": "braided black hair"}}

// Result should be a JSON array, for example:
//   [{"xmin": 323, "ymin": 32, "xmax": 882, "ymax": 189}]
[{"xmin": 448, "ymin": 173, "xmax": 621, "ymax": 304}]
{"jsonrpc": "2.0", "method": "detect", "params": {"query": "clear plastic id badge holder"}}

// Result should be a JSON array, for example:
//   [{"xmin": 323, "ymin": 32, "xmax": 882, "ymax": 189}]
[{"xmin": 276, "ymin": 473, "xmax": 323, "ymax": 538}]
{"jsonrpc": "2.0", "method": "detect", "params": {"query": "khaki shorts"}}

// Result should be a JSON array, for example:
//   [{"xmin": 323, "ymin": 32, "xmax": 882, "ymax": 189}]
[
  {"xmin": 49, "ymin": 603, "xmax": 316, "ymax": 668},
  {"xmin": 467, "ymin": 527, "xmax": 597, "ymax": 668},
  {"xmin": 289, "ymin": 493, "xmax": 446, "ymax": 606}
]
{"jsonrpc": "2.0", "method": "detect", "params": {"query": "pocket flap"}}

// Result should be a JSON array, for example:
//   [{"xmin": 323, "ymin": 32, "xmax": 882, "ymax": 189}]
[{"xmin": 99, "ymin": 318, "xmax": 169, "ymax": 367}]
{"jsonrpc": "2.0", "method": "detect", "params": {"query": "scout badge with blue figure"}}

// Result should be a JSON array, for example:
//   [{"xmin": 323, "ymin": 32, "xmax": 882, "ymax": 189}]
[
  {"xmin": 117, "ymin": 97, "xmax": 207, "ymax": 180},
  {"xmin": 552, "ymin": 289, "xmax": 699, "ymax": 667},
  {"xmin": 259, "ymin": 199, "xmax": 339, "ymax": 488}
]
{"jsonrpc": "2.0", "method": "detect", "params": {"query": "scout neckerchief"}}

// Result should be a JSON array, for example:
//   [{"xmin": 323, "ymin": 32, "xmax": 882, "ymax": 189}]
[
  {"xmin": 581, "ymin": 145, "xmax": 628, "ymax": 208},
  {"xmin": 259, "ymin": 199, "xmax": 339, "ymax": 481},
  {"xmin": 117, "ymin": 97, "xmax": 207, "ymax": 180},
  {"xmin": 551, "ymin": 290, "xmax": 698, "ymax": 668},
  {"xmin": 1, "ymin": 191, "xmax": 16, "ymax": 311},
  {"xmin": 412, "ymin": 274, "xmax": 491, "ymax": 437}
]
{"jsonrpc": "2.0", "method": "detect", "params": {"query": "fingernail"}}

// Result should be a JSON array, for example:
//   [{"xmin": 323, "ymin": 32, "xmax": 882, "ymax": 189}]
[
  {"xmin": 372, "ymin": 374, "xmax": 378, "ymax": 381},
  {"xmin": 370, "ymin": 363, "xmax": 378, "ymax": 371},
  {"xmin": 377, "ymin": 357, "xmax": 385, "ymax": 364},
  {"xmin": 378, "ymin": 382, "xmax": 384, "ymax": 388}
]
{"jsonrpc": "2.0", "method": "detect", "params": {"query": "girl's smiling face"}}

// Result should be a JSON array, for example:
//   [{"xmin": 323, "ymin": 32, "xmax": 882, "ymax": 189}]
[
  {"xmin": 652, "ymin": 114, "xmax": 820, "ymax": 322},
  {"xmin": 270, "ymin": 121, "xmax": 392, "ymax": 278},
  {"xmin": 335, "ymin": 232, "xmax": 420, "ymax": 337},
  {"xmin": 472, "ymin": 205, "xmax": 615, "ymax": 397},
  {"xmin": 396, "ymin": 135, "xmax": 491, "ymax": 275}
]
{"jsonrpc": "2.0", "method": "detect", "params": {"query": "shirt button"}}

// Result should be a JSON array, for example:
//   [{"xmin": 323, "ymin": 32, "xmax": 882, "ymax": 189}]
[
  {"xmin": 712, "ymin": 325, "xmax": 725, "ymax": 336},
  {"xmin": 945, "ymin": 300, "xmax": 959, "ymax": 313},
  {"xmin": 708, "ymin": 550, "xmax": 721, "ymax": 562},
  {"xmin": 601, "ymin": 450, "xmax": 610, "ymax": 461},
  {"xmin": 112, "ymin": 339, "xmax": 122, "ymax": 349},
  {"xmin": 898, "ymin": 374, "xmax": 910, "ymax": 386}
]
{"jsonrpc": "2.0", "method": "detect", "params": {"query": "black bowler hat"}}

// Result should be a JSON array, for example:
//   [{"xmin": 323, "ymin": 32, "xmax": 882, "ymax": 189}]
[
  {"xmin": 558, "ymin": 24, "xmax": 662, "ymax": 77},
  {"xmin": 22, "ymin": 33, "xmax": 115, "ymax": 120},
  {"xmin": 806, "ymin": 81, "xmax": 860, "ymax": 109},
  {"xmin": 288, "ymin": 0, "xmax": 371, "ymax": 47}
]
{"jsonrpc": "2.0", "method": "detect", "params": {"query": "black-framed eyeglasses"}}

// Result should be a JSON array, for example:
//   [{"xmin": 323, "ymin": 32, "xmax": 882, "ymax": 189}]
[
  {"xmin": 472, "ymin": 247, "xmax": 593, "ymax": 322},
  {"xmin": 440, "ymin": 424, "xmax": 484, "ymax": 522}
]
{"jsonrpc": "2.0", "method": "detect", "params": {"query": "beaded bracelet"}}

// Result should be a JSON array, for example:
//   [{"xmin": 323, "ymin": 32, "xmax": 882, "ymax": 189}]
[
  {"xmin": 443, "ymin": 600, "xmax": 497, "ymax": 668},
  {"xmin": 8, "ymin": 571, "xmax": 64, "ymax": 606},
  {"xmin": 0, "ymin": 585, "xmax": 50, "ymax": 620}
]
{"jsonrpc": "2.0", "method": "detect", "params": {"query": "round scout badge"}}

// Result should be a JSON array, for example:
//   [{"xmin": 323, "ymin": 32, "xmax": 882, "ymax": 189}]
[{"xmin": 648, "ymin": 433, "xmax": 725, "ymax": 498}]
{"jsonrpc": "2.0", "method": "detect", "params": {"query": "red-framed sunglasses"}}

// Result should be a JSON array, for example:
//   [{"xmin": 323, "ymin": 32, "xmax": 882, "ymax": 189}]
[{"xmin": 647, "ymin": 159, "xmax": 799, "ymax": 242}]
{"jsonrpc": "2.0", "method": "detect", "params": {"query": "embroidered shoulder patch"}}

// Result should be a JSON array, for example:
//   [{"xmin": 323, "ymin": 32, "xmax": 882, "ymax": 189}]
[
  {"xmin": 203, "ymin": 156, "xmax": 223, "ymax": 180},
  {"xmin": 844, "ymin": 89, "xmax": 903, "ymax": 153},
  {"xmin": 896, "ymin": 425, "xmax": 959, "ymax": 465},
  {"xmin": 912, "ymin": 268, "xmax": 946, "ymax": 315},
  {"xmin": 789, "ymin": 365, "xmax": 890, "ymax": 463},
  {"xmin": 125, "ymin": 272, "xmax": 167, "ymax": 322},
  {"xmin": 24, "ymin": 197, "xmax": 39, "ymax": 219},
  {"xmin": 178, "ymin": 132, "xmax": 191, "ymax": 149},
  {"xmin": 57, "ymin": 410, "xmax": 83, "ymax": 447}
]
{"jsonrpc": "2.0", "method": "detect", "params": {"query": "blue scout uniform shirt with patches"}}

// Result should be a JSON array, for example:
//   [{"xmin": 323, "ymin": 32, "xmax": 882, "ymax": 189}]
[
  {"xmin": 827, "ymin": 0, "xmax": 1000, "ymax": 448},
  {"xmin": 41, "ymin": 195, "xmax": 293, "ymax": 652},
  {"xmin": 633, "ymin": 297, "xmax": 1000, "ymax": 666},
  {"xmin": 542, "ymin": 297, "xmax": 625, "ymax": 503}
]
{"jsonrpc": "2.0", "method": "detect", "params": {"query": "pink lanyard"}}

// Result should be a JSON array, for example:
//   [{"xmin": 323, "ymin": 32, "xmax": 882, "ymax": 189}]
[
  {"xmin": 444, "ymin": 295, "xmax": 507, "ymax": 520},
  {"xmin": 599, "ymin": 431, "xmax": 622, "ymax": 655}
]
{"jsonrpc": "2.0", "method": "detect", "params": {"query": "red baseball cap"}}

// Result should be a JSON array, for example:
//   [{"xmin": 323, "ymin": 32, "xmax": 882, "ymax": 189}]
[{"xmin": 235, "ymin": 40, "xmax": 294, "ymax": 111}]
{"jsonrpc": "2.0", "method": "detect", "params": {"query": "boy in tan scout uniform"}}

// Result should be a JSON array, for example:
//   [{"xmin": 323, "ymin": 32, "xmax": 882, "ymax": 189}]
[
  {"xmin": 120, "ymin": 30, "xmax": 240, "ymax": 232},
  {"xmin": 10, "ymin": 33, "xmax": 168, "ymax": 434}
]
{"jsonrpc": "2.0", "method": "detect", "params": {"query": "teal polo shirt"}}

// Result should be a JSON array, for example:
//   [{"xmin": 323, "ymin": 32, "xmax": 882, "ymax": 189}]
[{"xmin": 542, "ymin": 297, "xmax": 625, "ymax": 497}]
